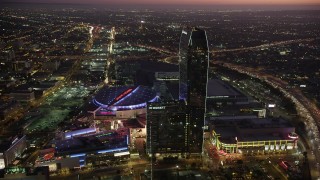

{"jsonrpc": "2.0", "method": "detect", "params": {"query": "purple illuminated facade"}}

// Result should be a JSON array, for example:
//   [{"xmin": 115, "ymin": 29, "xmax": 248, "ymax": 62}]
[
  {"xmin": 53, "ymin": 131, "xmax": 130, "ymax": 166},
  {"xmin": 64, "ymin": 127, "xmax": 97, "ymax": 139}
]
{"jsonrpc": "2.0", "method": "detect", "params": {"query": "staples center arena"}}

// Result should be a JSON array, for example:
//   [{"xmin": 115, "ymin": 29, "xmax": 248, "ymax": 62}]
[{"xmin": 91, "ymin": 85, "xmax": 158, "ymax": 119}]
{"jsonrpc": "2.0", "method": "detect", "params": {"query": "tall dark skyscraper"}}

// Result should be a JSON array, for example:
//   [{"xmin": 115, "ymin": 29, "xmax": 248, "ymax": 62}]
[{"xmin": 179, "ymin": 27, "xmax": 209, "ymax": 153}]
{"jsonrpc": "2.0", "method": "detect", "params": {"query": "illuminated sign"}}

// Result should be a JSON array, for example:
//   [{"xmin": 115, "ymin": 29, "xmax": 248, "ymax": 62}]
[
  {"xmin": 114, "ymin": 151, "xmax": 130, "ymax": 157},
  {"xmin": 12, "ymin": 137, "xmax": 19, "ymax": 145},
  {"xmin": 207, "ymin": 96, "xmax": 229, "ymax": 99},
  {"xmin": 65, "ymin": 128, "xmax": 96, "ymax": 139},
  {"xmin": 268, "ymin": 104, "xmax": 276, "ymax": 108},
  {"xmin": 97, "ymin": 147, "xmax": 128, "ymax": 154},
  {"xmin": 148, "ymin": 106, "xmax": 165, "ymax": 110},
  {"xmin": 115, "ymin": 88, "xmax": 133, "ymax": 101},
  {"xmin": 70, "ymin": 153, "xmax": 86, "ymax": 158},
  {"xmin": 288, "ymin": 132, "xmax": 298, "ymax": 139},
  {"xmin": 279, "ymin": 161, "xmax": 289, "ymax": 170}
]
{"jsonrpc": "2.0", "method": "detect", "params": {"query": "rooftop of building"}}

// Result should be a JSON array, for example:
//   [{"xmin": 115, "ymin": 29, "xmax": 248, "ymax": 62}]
[
  {"xmin": 53, "ymin": 129, "xmax": 128, "ymax": 155},
  {"xmin": 0, "ymin": 80, "xmax": 15, "ymax": 85},
  {"xmin": 207, "ymin": 79, "xmax": 245, "ymax": 98},
  {"xmin": 207, "ymin": 116, "xmax": 295, "ymax": 144},
  {"xmin": 0, "ymin": 100, "xmax": 19, "ymax": 112},
  {"xmin": 32, "ymin": 83, "xmax": 56, "ymax": 90},
  {"xmin": 0, "ymin": 135, "xmax": 25, "ymax": 153},
  {"xmin": 122, "ymin": 118, "xmax": 145, "ymax": 129},
  {"xmin": 31, "ymin": 71, "xmax": 52, "ymax": 78},
  {"xmin": 208, "ymin": 116, "xmax": 292, "ymax": 129},
  {"xmin": 207, "ymin": 102, "xmax": 265, "ymax": 117},
  {"xmin": 10, "ymin": 84, "xmax": 33, "ymax": 93},
  {"xmin": 93, "ymin": 85, "xmax": 157, "ymax": 108},
  {"xmin": 214, "ymin": 126, "xmax": 291, "ymax": 143},
  {"xmin": 190, "ymin": 28, "xmax": 208, "ymax": 50}
]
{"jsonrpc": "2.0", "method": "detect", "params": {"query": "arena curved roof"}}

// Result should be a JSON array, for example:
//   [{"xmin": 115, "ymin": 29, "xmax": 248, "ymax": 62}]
[{"xmin": 93, "ymin": 85, "xmax": 158, "ymax": 111}]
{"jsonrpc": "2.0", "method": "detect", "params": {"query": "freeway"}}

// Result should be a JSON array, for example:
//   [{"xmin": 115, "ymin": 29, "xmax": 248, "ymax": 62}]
[
  {"xmin": 136, "ymin": 44, "xmax": 176, "ymax": 56},
  {"xmin": 134, "ymin": 38, "xmax": 317, "ymax": 58},
  {"xmin": 211, "ymin": 38, "xmax": 315, "ymax": 53},
  {"xmin": 132, "ymin": 39, "xmax": 319, "ymax": 69}
]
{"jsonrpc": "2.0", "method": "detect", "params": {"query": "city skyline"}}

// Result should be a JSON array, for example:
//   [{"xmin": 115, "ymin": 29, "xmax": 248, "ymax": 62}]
[{"xmin": 0, "ymin": 3, "xmax": 319, "ymax": 179}]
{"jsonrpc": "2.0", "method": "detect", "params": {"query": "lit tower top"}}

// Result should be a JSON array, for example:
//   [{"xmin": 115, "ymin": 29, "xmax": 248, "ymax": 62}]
[
  {"xmin": 139, "ymin": 20, "xmax": 145, "ymax": 31},
  {"xmin": 179, "ymin": 27, "xmax": 209, "ymax": 106},
  {"xmin": 110, "ymin": 27, "xmax": 116, "ymax": 40}
]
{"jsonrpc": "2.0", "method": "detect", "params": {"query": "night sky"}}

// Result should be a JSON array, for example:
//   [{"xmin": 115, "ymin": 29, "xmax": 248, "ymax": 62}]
[{"xmin": 2, "ymin": 0, "xmax": 320, "ymax": 5}]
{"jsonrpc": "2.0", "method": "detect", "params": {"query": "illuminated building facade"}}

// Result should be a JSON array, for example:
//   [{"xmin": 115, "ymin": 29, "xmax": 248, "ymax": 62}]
[
  {"xmin": 179, "ymin": 27, "xmax": 209, "ymax": 153},
  {"xmin": 146, "ymin": 101, "xmax": 187, "ymax": 155},
  {"xmin": 64, "ymin": 127, "xmax": 97, "ymax": 139},
  {"xmin": 91, "ymin": 85, "xmax": 158, "ymax": 119},
  {"xmin": 207, "ymin": 116, "xmax": 298, "ymax": 154},
  {"xmin": 50, "ymin": 129, "xmax": 130, "ymax": 167}
]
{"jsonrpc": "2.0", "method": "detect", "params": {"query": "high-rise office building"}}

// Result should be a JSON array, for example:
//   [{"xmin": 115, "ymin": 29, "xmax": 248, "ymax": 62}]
[
  {"xmin": 146, "ymin": 101, "xmax": 187, "ymax": 155},
  {"xmin": 179, "ymin": 27, "xmax": 209, "ymax": 153}
]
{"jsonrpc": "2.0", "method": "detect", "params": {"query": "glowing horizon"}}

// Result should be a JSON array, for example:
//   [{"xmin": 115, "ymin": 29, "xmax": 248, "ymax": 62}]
[{"xmin": 4, "ymin": 0, "xmax": 320, "ymax": 6}]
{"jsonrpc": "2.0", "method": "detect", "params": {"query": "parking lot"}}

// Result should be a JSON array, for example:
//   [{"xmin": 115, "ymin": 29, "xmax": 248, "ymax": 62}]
[{"xmin": 25, "ymin": 85, "xmax": 90, "ymax": 133}]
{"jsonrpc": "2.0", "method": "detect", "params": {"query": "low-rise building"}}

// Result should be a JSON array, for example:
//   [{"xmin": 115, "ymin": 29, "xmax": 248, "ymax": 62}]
[
  {"xmin": 207, "ymin": 116, "xmax": 297, "ymax": 154},
  {"xmin": 0, "ymin": 135, "xmax": 27, "ymax": 169}
]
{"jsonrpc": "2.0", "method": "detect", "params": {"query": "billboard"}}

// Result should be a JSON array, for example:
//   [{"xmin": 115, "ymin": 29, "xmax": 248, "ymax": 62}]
[
  {"xmin": 268, "ymin": 104, "xmax": 276, "ymax": 108},
  {"xmin": 0, "ymin": 158, "xmax": 5, "ymax": 169}
]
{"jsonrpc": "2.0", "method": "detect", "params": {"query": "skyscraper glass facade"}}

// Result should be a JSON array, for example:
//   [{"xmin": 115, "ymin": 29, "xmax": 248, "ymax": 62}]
[{"xmin": 179, "ymin": 27, "xmax": 209, "ymax": 153}]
